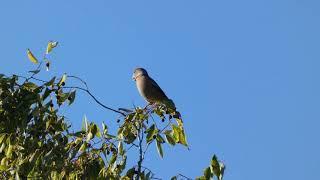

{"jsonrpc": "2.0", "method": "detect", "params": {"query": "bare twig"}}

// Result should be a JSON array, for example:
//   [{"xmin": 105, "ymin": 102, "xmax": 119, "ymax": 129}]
[
  {"xmin": 176, "ymin": 173, "xmax": 193, "ymax": 180},
  {"xmin": 67, "ymin": 75, "xmax": 89, "ymax": 90},
  {"xmin": 63, "ymin": 86, "xmax": 126, "ymax": 116}
]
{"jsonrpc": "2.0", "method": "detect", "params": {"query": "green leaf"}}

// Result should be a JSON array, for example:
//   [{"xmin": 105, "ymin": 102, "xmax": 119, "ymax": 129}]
[
  {"xmin": 156, "ymin": 140, "xmax": 163, "ymax": 158},
  {"xmin": 0, "ymin": 143, "xmax": 6, "ymax": 153},
  {"xmin": 42, "ymin": 88, "xmax": 51, "ymax": 100},
  {"xmin": 82, "ymin": 115, "xmax": 88, "ymax": 132},
  {"xmin": 92, "ymin": 124, "xmax": 101, "ymax": 138},
  {"xmin": 102, "ymin": 122, "xmax": 108, "ymax": 135},
  {"xmin": 172, "ymin": 125, "xmax": 180, "ymax": 142},
  {"xmin": 211, "ymin": 155, "xmax": 224, "ymax": 179},
  {"xmin": 179, "ymin": 127, "xmax": 188, "ymax": 146},
  {"xmin": 126, "ymin": 168, "xmax": 135, "ymax": 178},
  {"xmin": 0, "ymin": 157, "xmax": 7, "ymax": 166},
  {"xmin": 171, "ymin": 176, "xmax": 178, "ymax": 180},
  {"xmin": 58, "ymin": 73, "xmax": 67, "ymax": 86},
  {"xmin": 45, "ymin": 76, "xmax": 56, "ymax": 86},
  {"xmin": 204, "ymin": 167, "xmax": 212, "ymax": 179},
  {"xmin": 6, "ymin": 144, "xmax": 12, "ymax": 158},
  {"xmin": 23, "ymin": 82, "xmax": 38, "ymax": 91},
  {"xmin": 118, "ymin": 141, "xmax": 124, "ymax": 156},
  {"xmin": 68, "ymin": 90, "xmax": 76, "ymax": 105},
  {"xmin": 27, "ymin": 49, "xmax": 38, "ymax": 64},
  {"xmin": 195, "ymin": 176, "xmax": 206, "ymax": 180},
  {"xmin": 58, "ymin": 92, "xmax": 69, "ymax": 103},
  {"xmin": 156, "ymin": 134, "xmax": 165, "ymax": 143},
  {"xmin": 172, "ymin": 124, "xmax": 188, "ymax": 146},
  {"xmin": 86, "ymin": 132, "xmax": 93, "ymax": 142},
  {"xmin": 79, "ymin": 142, "xmax": 87, "ymax": 152},
  {"xmin": 46, "ymin": 41, "xmax": 58, "ymax": 54},
  {"xmin": 109, "ymin": 154, "xmax": 117, "ymax": 165},
  {"xmin": 164, "ymin": 133, "xmax": 176, "ymax": 146},
  {"xmin": 0, "ymin": 165, "xmax": 7, "ymax": 171},
  {"xmin": 0, "ymin": 134, "xmax": 6, "ymax": 144},
  {"xmin": 219, "ymin": 163, "xmax": 225, "ymax": 180},
  {"xmin": 146, "ymin": 124, "xmax": 158, "ymax": 143}
]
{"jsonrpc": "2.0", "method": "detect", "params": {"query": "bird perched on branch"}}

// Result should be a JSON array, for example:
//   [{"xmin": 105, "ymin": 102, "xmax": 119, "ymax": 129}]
[{"xmin": 132, "ymin": 68, "xmax": 176, "ymax": 110}]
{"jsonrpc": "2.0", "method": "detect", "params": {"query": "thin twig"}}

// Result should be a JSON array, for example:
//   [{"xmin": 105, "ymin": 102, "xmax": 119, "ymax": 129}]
[
  {"xmin": 63, "ymin": 86, "xmax": 126, "ymax": 116},
  {"xmin": 67, "ymin": 75, "xmax": 89, "ymax": 90},
  {"xmin": 16, "ymin": 74, "xmax": 126, "ymax": 116},
  {"xmin": 177, "ymin": 173, "xmax": 193, "ymax": 180}
]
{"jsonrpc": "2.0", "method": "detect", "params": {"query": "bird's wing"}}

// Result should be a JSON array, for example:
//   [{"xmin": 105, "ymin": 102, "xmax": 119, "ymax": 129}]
[{"xmin": 149, "ymin": 77, "xmax": 168, "ymax": 99}]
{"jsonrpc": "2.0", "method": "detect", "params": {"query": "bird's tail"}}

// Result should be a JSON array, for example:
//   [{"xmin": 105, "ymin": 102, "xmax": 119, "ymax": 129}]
[{"xmin": 164, "ymin": 98, "xmax": 176, "ymax": 111}]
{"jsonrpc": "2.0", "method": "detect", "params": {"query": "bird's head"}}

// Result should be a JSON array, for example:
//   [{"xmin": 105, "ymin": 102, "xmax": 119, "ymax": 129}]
[{"xmin": 132, "ymin": 68, "xmax": 148, "ymax": 81}]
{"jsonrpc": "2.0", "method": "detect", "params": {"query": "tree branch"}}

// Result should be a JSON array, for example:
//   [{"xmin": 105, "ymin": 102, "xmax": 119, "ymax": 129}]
[
  {"xmin": 63, "ymin": 86, "xmax": 126, "ymax": 116},
  {"xmin": 136, "ymin": 122, "xmax": 144, "ymax": 180}
]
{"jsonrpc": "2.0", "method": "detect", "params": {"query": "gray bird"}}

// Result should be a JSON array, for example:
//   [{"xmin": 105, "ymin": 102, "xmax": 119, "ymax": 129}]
[{"xmin": 132, "ymin": 68, "xmax": 175, "ymax": 109}]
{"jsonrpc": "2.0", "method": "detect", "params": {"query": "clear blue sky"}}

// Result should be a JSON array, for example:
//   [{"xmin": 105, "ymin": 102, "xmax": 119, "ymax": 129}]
[{"xmin": 1, "ymin": 0, "xmax": 320, "ymax": 179}]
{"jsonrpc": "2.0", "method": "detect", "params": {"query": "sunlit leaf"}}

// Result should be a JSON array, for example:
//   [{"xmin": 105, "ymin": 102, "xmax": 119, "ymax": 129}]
[
  {"xmin": 82, "ymin": 115, "xmax": 89, "ymax": 132},
  {"xmin": 0, "ymin": 134, "xmax": 6, "ymax": 144},
  {"xmin": 0, "ymin": 165, "xmax": 7, "ymax": 171},
  {"xmin": 102, "ymin": 122, "xmax": 108, "ymax": 135},
  {"xmin": 118, "ymin": 141, "xmax": 124, "ymax": 156},
  {"xmin": 58, "ymin": 73, "xmax": 67, "ymax": 86},
  {"xmin": 6, "ymin": 144, "xmax": 12, "ymax": 158},
  {"xmin": 86, "ymin": 132, "xmax": 93, "ymax": 142},
  {"xmin": 27, "ymin": 49, "xmax": 38, "ymax": 64},
  {"xmin": 79, "ymin": 142, "xmax": 87, "ymax": 152},
  {"xmin": 46, "ymin": 41, "xmax": 58, "ymax": 54}
]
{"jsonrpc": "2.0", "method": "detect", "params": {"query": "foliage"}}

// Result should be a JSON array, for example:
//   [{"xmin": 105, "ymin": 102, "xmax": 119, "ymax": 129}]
[{"xmin": 0, "ymin": 42, "xmax": 224, "ymax": 179}]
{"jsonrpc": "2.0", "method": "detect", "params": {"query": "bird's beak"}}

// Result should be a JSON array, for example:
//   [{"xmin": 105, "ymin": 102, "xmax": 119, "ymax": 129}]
[{"xmin": 132, "ymin": 75, "xmax": 136, "ymax": 81}]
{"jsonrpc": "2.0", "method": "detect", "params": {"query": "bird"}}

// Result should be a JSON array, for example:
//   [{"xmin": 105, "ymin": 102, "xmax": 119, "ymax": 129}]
[{"xmin": 132, "ymin": 68, "xmax": 176, "ymax": 110}]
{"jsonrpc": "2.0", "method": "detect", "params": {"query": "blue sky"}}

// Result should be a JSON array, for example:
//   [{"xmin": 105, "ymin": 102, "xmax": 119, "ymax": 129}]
[{"xmin": 1, "ymin": 0, "xmax": 320, "ymax": 179}]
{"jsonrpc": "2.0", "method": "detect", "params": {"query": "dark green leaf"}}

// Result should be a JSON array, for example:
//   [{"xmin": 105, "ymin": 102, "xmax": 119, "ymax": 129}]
[
  {"xmin": 23, "ymin": 82, "xmax": 38, "ymax": 91},
  {"xmin": 204, "ymin": 167, "xmax": 212, "ymax": 179},
  {"xmin": 109, "ymin": 154, "xmax": 117, "ymax": 165},
  {"xmin": 171, "ymin": 176, "xmax": 178, "ymax": 180},
  {"xmin": 156, "ymin": 134, "xmax": 165, "ymax": 143},
  {"xmin": 45, "ymin": 77, "xmax": 56, "ymax": 86},
  {"xmin": 126, "ymin": 168, "xmax": 136, "ymax": 178},
  {"xmin": 165, "ymin": 133, "xmax": 176, "ymax": 146},
  {"xmin": 68, "ymin": 90, "xmax": 76, "ymax": 105},
  {"xmin": 146, "ymin": 124, "xmax": 158, "ymax": 143},
  {"xmin": 42, "ymin": 88, "xmax": 51, "ymax": 100},
  {"xmin": 156, "ymin": 140, "xmax": 163, "ymax": 158}
]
